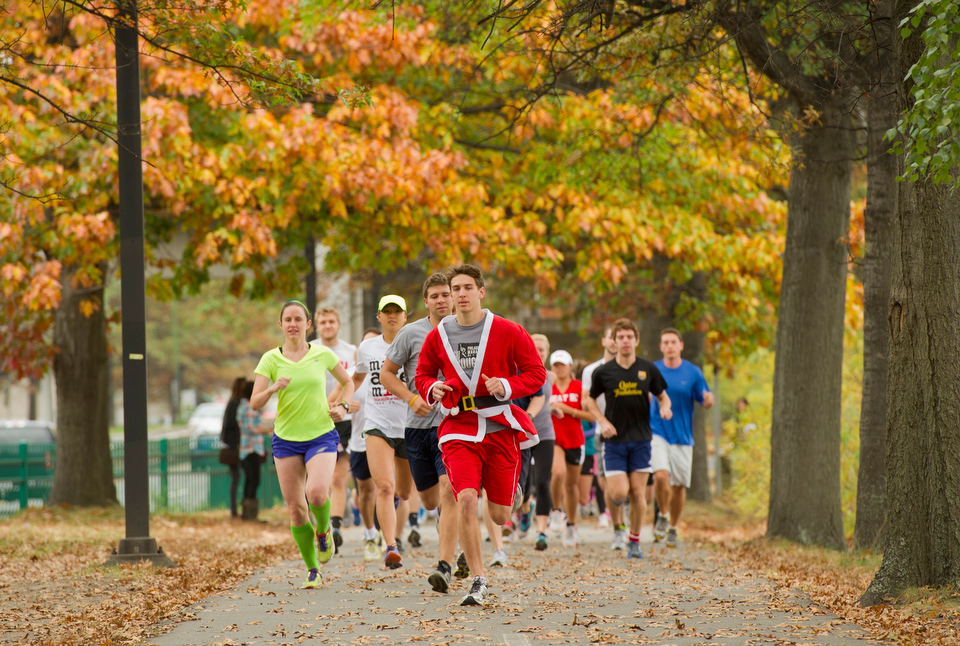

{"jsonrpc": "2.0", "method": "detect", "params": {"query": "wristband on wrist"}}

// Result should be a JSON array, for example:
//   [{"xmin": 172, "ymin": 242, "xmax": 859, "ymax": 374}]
[{"xmin": 409, "ymin": 394, "xmax": 419, "ymax": 408}]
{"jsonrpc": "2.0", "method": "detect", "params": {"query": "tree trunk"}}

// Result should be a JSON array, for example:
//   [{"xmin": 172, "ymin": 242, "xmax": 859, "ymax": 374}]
[
  {"xmin": 48, "ymin": 266, "xmax": 118, "ymax": 506},
  {"xmin": 767, "ymin": 95, "xmax": 852, "ymax": 551},
  {"xmin": 854, "ymin": 8, "xmax": 896, "ymax": 551},
  {"xmin": 860, "ymin": 4, "xmax": 960, "ymax": 604}
]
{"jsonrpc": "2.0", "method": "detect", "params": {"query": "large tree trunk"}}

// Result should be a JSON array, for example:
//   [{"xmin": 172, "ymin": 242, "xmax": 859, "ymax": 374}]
[
  {"xmin": 854, "ymin": 4, "xmax": 896, "ymax": 551},
  {"xmin": 48, "ymin": 266, "xmax": 118, "ymax": 505},
  {"xmin": 860, "ymin": 4, "xmax": 960, "ymax": 604},
  {"xmin": 767, "ymin": 96, "xmax": 852, "ymax": 550}
]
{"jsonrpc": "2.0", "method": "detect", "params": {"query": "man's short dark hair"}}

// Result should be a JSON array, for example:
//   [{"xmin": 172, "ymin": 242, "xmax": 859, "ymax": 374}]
[
  {"xmin": 422, "ymin": 272, "xmax": 450, "ymax": 299},
  {"xmin": 612, "ymin": 317, "xmax": 639, "ymax": 340},
  {"xmin": 448, "ymin": 264, "xmax": 484, "ymax": 289},
  {"xmin": 660, "ymin": 327, "xmax": 683, "ymax": 342}
]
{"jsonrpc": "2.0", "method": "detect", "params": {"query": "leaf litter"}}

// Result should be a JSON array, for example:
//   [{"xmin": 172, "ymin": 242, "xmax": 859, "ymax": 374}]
[{"xmin": 1, "ymin": 502, "xmax": 958, "ymax": 645}]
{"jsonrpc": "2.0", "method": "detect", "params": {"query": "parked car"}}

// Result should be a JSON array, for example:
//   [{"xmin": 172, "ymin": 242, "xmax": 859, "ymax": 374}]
[
  {"xmin": 0, "ymin": 420, "xmax": 56, "ymax": 444},
  {"xmin": 0, "ymin": 420, "xmax": 56, "ymax": 503},
  {"xmin": 187, "ymin": 402, "xmax": 227, "ymax": 437}
]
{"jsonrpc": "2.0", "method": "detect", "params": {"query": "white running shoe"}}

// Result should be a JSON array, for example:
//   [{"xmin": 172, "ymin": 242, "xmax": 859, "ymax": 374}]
[
  {"xmin": 611, "ymin": 528, "xmax": 627, "ymax": 551},
  {"xmin": 548, "ymin": 510, "xmax": 566, "ymax": 535},
  {"xmin": 460, "ymin": 576, "xmax": 488, "ymax": 606},
  {"xmin": 489, "ymin": 548, "xmax": 508, "ymax": 567},
  {"xmin": 596, "ymin": 511, "xmax": 611, "ymax": 530},
  {"xmin": 562, "ymin": 525, "xmax": 579, "ymax": 547}
]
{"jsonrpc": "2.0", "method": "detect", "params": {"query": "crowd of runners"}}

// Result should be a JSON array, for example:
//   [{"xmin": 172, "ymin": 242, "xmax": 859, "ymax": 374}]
[{"xmin": 248, "ymin": 264, "xmax": 714, "ymax": 606}]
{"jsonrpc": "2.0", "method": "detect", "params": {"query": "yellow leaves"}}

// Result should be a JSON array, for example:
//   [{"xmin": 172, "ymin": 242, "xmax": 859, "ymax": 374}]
[{"xmin": 78, "ymin": 299, "xmax": 99, "ymax": 318}]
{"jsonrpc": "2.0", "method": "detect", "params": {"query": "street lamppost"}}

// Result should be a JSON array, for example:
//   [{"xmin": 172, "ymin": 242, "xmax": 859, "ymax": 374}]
[{"xmin": 106, "ymin": 0, "xmax": 174, "ymax": 568}]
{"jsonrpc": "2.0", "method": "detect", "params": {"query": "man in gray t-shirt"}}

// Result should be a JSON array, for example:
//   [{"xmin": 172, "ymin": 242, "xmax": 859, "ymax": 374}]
[
  {"xmin": 380, "ymin": 273, "xmax": 463, "ymax": 594},
  {"xmin": 385, "ymin": 316, "xmax": 443, "ymax": 430}
]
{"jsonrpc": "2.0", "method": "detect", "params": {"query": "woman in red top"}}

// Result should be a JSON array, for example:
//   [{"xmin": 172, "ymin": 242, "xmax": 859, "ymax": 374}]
[{"xmin": 548, "ymin": 350, "xmax": 595, "ymax": 547}]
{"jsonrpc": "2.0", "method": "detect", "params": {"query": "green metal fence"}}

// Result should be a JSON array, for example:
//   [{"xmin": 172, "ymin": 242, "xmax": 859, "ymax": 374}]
[{"xmin": 0, "ymin": 438, "xmax": 283, "ymax": 518}]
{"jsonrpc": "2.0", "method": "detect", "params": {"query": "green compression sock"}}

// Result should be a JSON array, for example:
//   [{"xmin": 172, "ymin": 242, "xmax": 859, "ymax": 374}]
[
  {"xmin": 291, "ymin": 523, "xmax": 319, "ymax": 570},
  {"xmin": 310, "ymin": 499, "xmax": 332, "ymax": 535}
]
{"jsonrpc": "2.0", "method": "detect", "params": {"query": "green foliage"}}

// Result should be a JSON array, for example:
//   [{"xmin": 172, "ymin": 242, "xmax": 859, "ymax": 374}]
[
  {"xmin": 720, "ymin": 334, "xmax": 863, "ymax": 535},
  {"xmin": 893, "ymin": 0, "xmax": 960, "ymax": 186},
  {"xmin": 106, "ymin": 280, "xmax": 280, "ymax": 406}
]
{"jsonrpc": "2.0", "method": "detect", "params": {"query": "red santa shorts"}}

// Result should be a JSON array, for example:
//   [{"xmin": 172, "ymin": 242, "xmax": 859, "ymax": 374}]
[{"xmin": 441, "ymin": 430, "xmax": 521, "ymax": 507}]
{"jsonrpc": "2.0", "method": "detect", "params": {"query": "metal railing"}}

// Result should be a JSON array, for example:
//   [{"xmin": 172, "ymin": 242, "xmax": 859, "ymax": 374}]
[{"xmin": 0, "ymin": 438, "xmax": 283, "ymax": 517}]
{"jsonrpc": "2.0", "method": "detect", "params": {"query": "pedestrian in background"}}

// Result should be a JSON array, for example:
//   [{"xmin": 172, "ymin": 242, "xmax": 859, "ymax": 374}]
[
  {"xmin": 220, "ymin": 376, "xmax": 246, "ymax": 519},
  {"xmin": 237, "ymin": 380, "xmax": 272, "ymax": 521}
]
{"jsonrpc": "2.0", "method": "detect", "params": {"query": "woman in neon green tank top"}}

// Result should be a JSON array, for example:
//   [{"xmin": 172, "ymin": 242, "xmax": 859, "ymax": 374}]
[{"xmin": 251, "ymin": 300, "xmax": 355, "ymax": 589}]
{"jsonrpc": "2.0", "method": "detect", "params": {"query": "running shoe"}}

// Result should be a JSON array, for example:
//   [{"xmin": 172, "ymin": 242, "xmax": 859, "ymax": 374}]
[
  {"xmin": 454, "ymin": 551, "xmax": 470, "ymax": 579},
  {"xmin": 489, "ymin": 548, "xmax": 508, "ymax": 567},
  {"xmin": 377, "ymin": 530, "xmax": 386, "ymax": 557},
  {"xmin": 408, "ymin": 527, "xmax": 422, "ymax": 548},
  {"xmin": 317, "ymin": 527, "xmax": 335, "ymax": 564},
  {"xmin": 535, "ymin": 532, "xmax": 548, "ymax": 551},
  {"xmin": 502, "ymin": 520, "xmax": 514, "ymax": 538},
  {"xmin": 596, "ymin": 511, "xmax": 611, "ymax": 529},
  {"xmin": 351, "ymin": 505, "xmax": 361, "ymax": 526},
  {"xmin": 562, "ymin": 525, "xmax": 578, "ymax": 547},
  {"xmin": 512, "ymin": 484, "xmax": 523, "ymax": 513},
  {"xmin": 627, "ymin": 541, "xmax": 644, "ymax": 559},
  {"xmin": 518, "ymin": 512, "xmax": 532, "ymax": 534},
  {"xmin": 654, "ymin": 513, "xmax": 669, "ymax": 542},
  {"xmin": 396, "ymin": 536, "xmax": 404, "ymax": 554},
  {"xmin": 460, "ymin": 576, "xmax": 488, "ymax": 606},
  {"xmin": 332, "ymin": 527, "xmax": 344, "ymax": 550},
  {"xmin": 548, "ymin": 510, "xmax": 566, "ymax": 535},
  {"xmin": 363, "ymin": 538, "xmax": 380, "ymax": 561},
  {"xmin": 384, "ymin": 545, "xmax": 402, "ymax": 569},
  {"xmin": 302, "ymin": 567, "xmax": 321, "ymax": 589},
  {"xmin": 428, "ymin": 560, "xmax": 452, "ymax": 593},
  {"xmin": 666, "ymin": 527, "xmax": 678, "ymax": 548},
  {"xmin": 611, "ymin": 528, "xmax": 627, "ymax": 551}
]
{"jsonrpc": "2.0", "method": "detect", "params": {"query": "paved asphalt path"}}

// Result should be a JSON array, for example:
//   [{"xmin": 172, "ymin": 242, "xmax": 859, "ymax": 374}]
[{"xmin": 142, "ymin": 519, "xmax": 882, "ymax": 645}]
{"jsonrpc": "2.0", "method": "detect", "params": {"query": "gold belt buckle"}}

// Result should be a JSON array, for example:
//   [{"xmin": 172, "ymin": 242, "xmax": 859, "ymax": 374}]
[{"xmin": 461, "ymin": 395, "xmax": 476, "ymax": 411}]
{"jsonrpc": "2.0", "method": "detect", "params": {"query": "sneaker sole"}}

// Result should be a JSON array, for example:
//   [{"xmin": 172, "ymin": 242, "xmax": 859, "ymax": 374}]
[
  {"xmin": 428, "ymin": 572, "xmax": 450, "ymax": 593},
  {"xmin": 318, "ymin": 530, "xmax": 335, "ymax": 564},
  {"xmin": 460, "ymin": 595, "xmax": 485, "ymax": 606},
  {"xmin": 333, "ymin": 531, "xmax": 344, "ymax": 549},
  {"xmin": 535, "ymin": 542, "xmax": 547, "ymax": 551},
  {"xmin": 385, "ymin": 552, "xmax": 403, "ymax": 569},
  {"xmin": 409, "ymin": 531, "xmax": 422, "ymax": 548}
]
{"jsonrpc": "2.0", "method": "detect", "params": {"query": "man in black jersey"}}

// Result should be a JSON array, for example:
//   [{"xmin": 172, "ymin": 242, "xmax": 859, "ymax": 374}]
[{"xmin": 583, "ymin": 318, "xmax": 672, "ymax": 559}]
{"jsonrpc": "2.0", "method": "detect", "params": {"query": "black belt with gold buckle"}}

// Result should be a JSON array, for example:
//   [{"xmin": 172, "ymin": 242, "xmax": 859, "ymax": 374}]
[{"xmin": 458, "ymin": 395, "xmax": 502, "ymax": 411}]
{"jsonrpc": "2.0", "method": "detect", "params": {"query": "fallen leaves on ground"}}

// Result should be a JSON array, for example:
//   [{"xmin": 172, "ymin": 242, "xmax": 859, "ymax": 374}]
[
  {"xmin": 2, "ymin": 502, "xmax": 959, "ymax": 645},
  {"xmin": 0, "ymin": 506, "xmax": 297, "ymax": 645},
  {"xmin": 683, "ymin": 500, "xmax": 960, "ymax": 646}
]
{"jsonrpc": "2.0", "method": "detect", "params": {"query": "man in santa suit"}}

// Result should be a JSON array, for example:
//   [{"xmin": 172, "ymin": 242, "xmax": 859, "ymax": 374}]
[{"xmin": 415, "ymin": 264, "xmax": 545, "ymax": 607}]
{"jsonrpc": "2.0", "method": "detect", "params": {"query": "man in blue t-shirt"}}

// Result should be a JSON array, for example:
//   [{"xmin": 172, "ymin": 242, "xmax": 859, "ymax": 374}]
[{"xmin": 649, "ymin": 328, "xmax": 714, "ymax": 548}]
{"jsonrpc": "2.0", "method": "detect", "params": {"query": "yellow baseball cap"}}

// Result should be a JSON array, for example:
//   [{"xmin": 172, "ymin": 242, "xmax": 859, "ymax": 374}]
[{"xmin": 378, "ymin": 294, "xmax": 406, "ymax": 311}]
